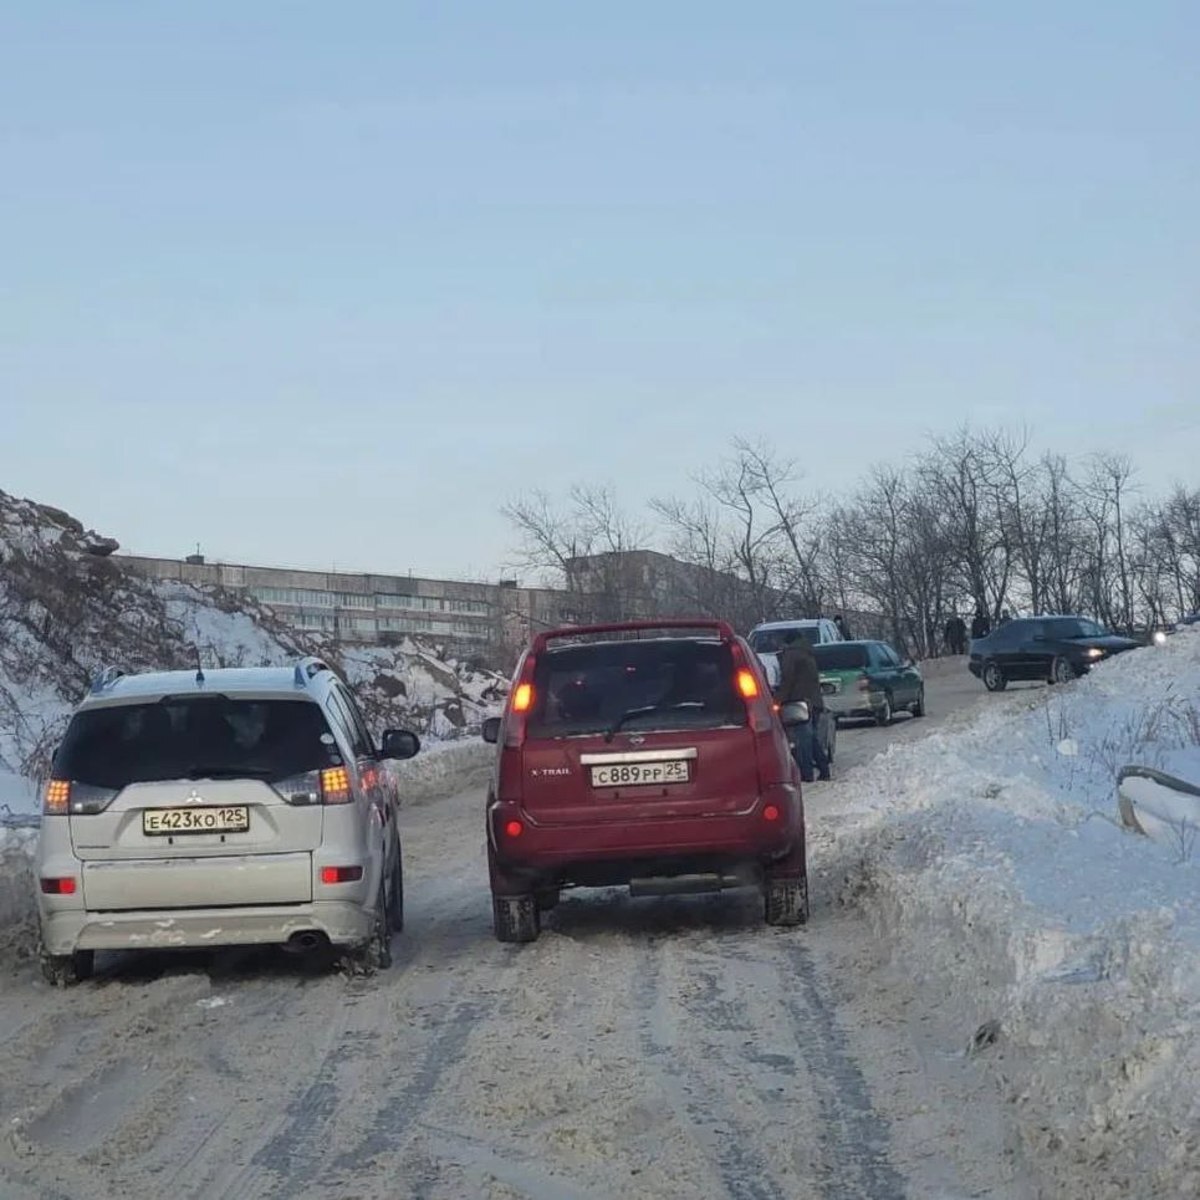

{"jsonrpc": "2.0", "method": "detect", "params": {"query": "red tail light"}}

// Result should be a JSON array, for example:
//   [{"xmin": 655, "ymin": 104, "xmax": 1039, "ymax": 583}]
[
  {"xmin": 40, "ymin": 877, "xmax": 77, "ymax": 895},
  {"xmin": 736, "ymin": 669, "xmax": 760, "ymax": 699},
  {"xmin": 504, "ymin": 819, "xmax": 524, "ymax": 838},
  {"xmin": 762, "ymin": 804, "xmax": 780, "ymax": 823},
  {"xmin": 504, "ymin": 653, "xmax": 538, "ymax": 749},
  {"xmin": 320, "ymin": 865, "xmax": 363, "ymax": 885}
]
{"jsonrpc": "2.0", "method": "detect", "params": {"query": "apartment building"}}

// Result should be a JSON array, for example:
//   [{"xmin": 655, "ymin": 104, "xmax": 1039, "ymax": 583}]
[{"xmin": 119, "ymin": 554, "xmax": 566, "ymax": 664}]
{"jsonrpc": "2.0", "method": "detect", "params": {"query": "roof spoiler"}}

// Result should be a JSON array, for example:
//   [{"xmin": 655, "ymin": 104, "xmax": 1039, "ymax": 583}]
[
  {"xmin": 532, "ymin": 619, "xmax": 737, "ymax": 653},
  {"xmin": 89, "ymin": 665, "xmax": 124, "ymax": 694},
  {"xmin": 293, "ymin": 656, "xmax": 331, "ymax": 687}
]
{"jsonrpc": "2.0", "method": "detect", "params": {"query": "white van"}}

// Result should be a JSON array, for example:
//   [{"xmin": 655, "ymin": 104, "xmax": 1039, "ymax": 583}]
[{"xmin": 747, "ymin": 619, "xmax": 844, "ymax": 690}]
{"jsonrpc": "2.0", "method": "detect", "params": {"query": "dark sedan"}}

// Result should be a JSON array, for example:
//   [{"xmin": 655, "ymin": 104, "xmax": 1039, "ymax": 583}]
[{"xmin": 969, "ymin": 616, "xmax": 1140, "ymax": 691}]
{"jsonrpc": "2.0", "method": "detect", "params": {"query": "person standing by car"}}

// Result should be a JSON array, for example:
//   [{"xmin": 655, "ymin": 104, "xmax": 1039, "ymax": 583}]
[
  {"xmin": 777, "ymin": 630, "xmax": 829, "ymax": 783},
  {"xmin": 834, "ymin": 614, "xmax": 851, "ymax": 640},
  {"xmin": 971, "ymin": 608, "xmax": 991, "ymax": 640},
  {"xmin": 944, "ymin": 614, "xmax": 967, "ymax": 655}
]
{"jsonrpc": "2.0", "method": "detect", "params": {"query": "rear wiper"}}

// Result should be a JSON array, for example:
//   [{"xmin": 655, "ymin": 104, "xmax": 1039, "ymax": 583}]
[{"xmin": 603, "ymin": 702, "xmax": 703, "ymax": 743}]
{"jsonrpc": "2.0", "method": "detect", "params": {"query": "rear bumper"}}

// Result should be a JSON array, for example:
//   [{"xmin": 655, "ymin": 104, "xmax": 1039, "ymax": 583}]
[
  {"xmin": 38, "ymin": 899, "xmax": 373, "ymax": 956},
  {"xmin": 825, "ymin": 690, "xmax": 883, "ymax": 717},
  {"xmin": 489, "ymin": 785, "xmax": 803, "ymax": 887}
]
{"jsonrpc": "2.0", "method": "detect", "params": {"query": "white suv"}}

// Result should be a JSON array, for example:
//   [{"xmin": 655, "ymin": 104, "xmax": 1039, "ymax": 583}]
[
  {"xmin": 747, "ymin": 619, "xmax": 844, "ymax": 690},
  {"xmin": 36, "ymin": 657, "xmax": 419, "ymax": 985}
]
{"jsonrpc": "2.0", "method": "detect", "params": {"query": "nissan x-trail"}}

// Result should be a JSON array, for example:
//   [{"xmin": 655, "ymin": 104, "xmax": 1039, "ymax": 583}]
[{"xmin": 482, "ymin": 620, "xmax": 808, "ymax": 942}]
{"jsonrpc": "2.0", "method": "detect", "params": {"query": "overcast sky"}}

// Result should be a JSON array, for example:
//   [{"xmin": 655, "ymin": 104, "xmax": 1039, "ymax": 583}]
[{"xmin": 2, "ymin": 2, "xmax": 1196, "ymax": 580}]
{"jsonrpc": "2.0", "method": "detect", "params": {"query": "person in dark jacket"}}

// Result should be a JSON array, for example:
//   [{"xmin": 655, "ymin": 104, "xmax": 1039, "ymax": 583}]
[
  {"xmin": 944, "ymin": 614, "xmax": 968, "ymax": 655},
  {"xmin": 834, "ymin": 614, "xmax": 851, "ymax": 640},
  {"xmin": 776, "ymin": 631, "xmax": 829, "ymax": 782},
  {"xmin": 971, "ymin": 609, "xmax": 991, "ymax": 640}
]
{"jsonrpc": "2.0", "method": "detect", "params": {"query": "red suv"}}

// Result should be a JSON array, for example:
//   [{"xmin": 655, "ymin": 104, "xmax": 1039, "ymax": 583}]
[{"xmin": 481, "ymin": 620, "xmax": 808, "ymax": 942}]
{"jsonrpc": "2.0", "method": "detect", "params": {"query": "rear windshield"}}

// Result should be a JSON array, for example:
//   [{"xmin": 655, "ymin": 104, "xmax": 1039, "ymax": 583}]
[
  {"xmin": 749, "ymin": 626, "xmax": 819, "ymax": 654},
  {"xmin": 528, "ymin": 639, "xmax": 743, "ymax": 738},
  {"xmin": 812, "ymin": 643, "xmax": 869, "ymax": 670},
  {"xmin": 55, "ymin": 697, "xmax": 337, "ymax": 789}
]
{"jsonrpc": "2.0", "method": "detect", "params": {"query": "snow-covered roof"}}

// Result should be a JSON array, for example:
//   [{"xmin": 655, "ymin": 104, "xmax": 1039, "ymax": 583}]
[{"xmin": 79, "ymin": 665, "xmax": 329, "ymax": 708}]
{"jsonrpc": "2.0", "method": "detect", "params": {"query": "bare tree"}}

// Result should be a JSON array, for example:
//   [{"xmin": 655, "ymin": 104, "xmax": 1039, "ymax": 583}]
[{"xmin": 502, "ymin": 485, "xmax": 650, "ymax": 621}]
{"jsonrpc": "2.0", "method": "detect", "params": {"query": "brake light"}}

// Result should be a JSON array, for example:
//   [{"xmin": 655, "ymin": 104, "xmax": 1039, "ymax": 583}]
[
  {"xmin": 320, "ymin": 766, "xmax": 352, "ymax": 805},
  {"xmin": 504, "ymin": 819, "xmax": 524, "ymax": 838},
  {"xmin": 43, "ymin": 779, "xmax": 70, "ymax": 815},
  {"xmin": 40, "ymin": 877, "xmax": 76, "ymax": 895},
  {"xmin": 736, "ymin": 669, "xmax": 760, "ymax": 699},
  {"xmin": 504, "ymin": 652, "xmax": 538, "ymax": 749},
  {"xmin": 320, "ymin": 865, "xmax": 363, "ymax": 885}
]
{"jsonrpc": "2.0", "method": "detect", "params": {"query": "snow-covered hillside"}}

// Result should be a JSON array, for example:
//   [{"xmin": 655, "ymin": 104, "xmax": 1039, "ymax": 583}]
[
  {"xmin": 0, "ymin": 489, "xmax": 505, "ymax": 796},
  {"xmin": 814, "ymin": 628, "xmax": 1200, "ymax": 1198}
]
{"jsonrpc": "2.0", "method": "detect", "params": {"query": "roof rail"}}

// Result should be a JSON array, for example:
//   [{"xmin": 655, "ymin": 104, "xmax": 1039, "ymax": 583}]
[{"xmin": 90, "ymin": 665, "xmax": 124, "ymax": 694}]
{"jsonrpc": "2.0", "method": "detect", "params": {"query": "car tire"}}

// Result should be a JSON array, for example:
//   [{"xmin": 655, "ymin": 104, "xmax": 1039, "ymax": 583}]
[
  {"xmin": 40, "ymin": 947, "xmax": 94, "ymax": 988},
  {"xmin": 534, "ymin": 888, "xmax": 560, "ymax": 913},
  {"xmin": 346, "ymin": 876, "xmax": 393, "ymax": 974},
  {"xmin": 764, "ymin": 876, "xmax": 809, "ymax": 927},
  {"xmin": 911, "ymin": 686, "xmax": 926, "ymax": 717},
  {"xmin": 1050, "ymin": 656, "xmax": 1076, "ymax": 686},
  {"xmin": 493, "ymin": 894, "xmax": 540, "ymax": 944},
  {"xmin": 983, "ymin": 663, "xmax": 1007, "ymax": 692},
  {"xmin": 387, "ymin": 848, "xmax": 405, "ymax": 934},
  {"xmin": 875, "ymin": 695, "xmax": 893, "ymax": 726}
]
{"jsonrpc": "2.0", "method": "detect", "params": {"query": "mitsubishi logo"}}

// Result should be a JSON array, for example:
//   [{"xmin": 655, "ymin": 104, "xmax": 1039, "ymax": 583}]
[{"xmin": 184, "ymin": 789, "xmax": 205, "ymax": 804}]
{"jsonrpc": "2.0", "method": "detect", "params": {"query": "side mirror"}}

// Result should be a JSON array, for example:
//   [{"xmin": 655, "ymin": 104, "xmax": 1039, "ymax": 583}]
[
  {"xmin": 481, "ymin": 716, "xmax": 501, "ymax": 745},
  {"xmin": 380, "ymin": 729, "xmax": 420, "ymax": 760}
]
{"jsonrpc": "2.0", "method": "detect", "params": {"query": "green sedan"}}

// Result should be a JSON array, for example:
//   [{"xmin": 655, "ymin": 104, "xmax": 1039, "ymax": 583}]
[{"xmin": 811, "ymin": 640, "xmax": 925, "ymax": 727}]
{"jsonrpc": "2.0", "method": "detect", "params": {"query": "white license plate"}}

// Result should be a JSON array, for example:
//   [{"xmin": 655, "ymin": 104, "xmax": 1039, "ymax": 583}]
[
  {"xmin": 590, "ymin": 760, "xmax": 691, "ymax": 788},
  {"xmin": 143, "ymin": 806, "xmax": 250, "ymax": 836}
]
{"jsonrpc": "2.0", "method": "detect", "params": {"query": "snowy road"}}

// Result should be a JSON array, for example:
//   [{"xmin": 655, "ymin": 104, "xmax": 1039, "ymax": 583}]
[{"xmin": 0, "ymin": 664, "xmax": 1036, "ymax": 1200}]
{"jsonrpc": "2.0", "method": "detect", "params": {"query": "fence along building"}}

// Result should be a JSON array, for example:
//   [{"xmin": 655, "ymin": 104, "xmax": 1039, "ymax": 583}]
[{"xmin": 118, "ymin": 554, "xmax": 566, "ymax": 664}]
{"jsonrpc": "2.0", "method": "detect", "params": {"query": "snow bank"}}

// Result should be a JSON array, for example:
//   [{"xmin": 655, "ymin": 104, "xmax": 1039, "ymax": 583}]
[
  {"xmin": 387, "ymin": 738, "xmax": 493, "ymax": 806},
  {"xmin": 0, "ymin": 829, "xmax": 37, "ymax": 971},
  {"xmin": 815, "ymin": 628, "xmax": 1200, "ymax": 1198}
]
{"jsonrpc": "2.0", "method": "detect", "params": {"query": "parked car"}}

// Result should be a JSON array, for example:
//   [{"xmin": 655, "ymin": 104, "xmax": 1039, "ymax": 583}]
[
  {"xmin": 482, "ymin": 619, "xmax": 808, "ymax": 941},
  {"xmin": 748, "ymin": 618, "xmax": 844, "ymax": 690},
  {"xmin": 811, "ymin": 640, "xmax": 925, "ymax": 726},
  {"xmin": 968, "ymin": 616, "xmax": 1140, "ymax": 691},
  {"xmin": 35, "ymin": 658, "xmax": 420, "ymax": 985}
]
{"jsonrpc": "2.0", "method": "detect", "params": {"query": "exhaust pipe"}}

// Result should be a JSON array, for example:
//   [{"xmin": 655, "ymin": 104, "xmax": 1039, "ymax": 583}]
[
  {"xmin": 283, "ymin": 930, "xmax": 328, "ymax": 955},
  {"xmin": 629, "ymin": 873, "xmax": 747, "ymax": 898}
]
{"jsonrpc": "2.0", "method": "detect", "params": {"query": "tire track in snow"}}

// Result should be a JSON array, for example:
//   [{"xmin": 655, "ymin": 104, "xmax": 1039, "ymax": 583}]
[
  {"xmin": 779, "ymin": 938, "xmax": 909, "ymax": 1200},
  {"xmin": 633, "ymin": 937, "xmax": 790, "ymax": 1200}
]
